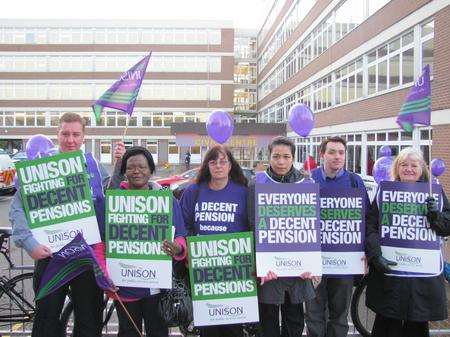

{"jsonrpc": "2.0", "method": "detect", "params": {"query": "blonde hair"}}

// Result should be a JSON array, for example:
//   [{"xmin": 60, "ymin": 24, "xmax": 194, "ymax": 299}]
[{"xmin": 391, "ymin": 147, "xmax": 429, "ymax": 182}]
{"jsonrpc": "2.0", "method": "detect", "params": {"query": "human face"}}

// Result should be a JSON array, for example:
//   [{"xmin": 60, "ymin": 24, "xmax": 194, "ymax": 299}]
[
  {"xmin": 208, "ymin": 153, "xmax": 231, "ymax": 182},
  {"xmin": 398, "ymin": 156, "xmax": 422, "ymax": 183},
  {"xmin": 57, "ymin": 122, "xmax": 84, "ymax": 152},
  {"xmin": 321, "ymin": 142, "xmax": 346, "ymax": 175},
  {"xmin": 270, "ymin": 145, "xmax": 293, "ymax": 176},
  {"xmin": 125, "ymin": 154, "xmax": 152, "ymax": 189}
]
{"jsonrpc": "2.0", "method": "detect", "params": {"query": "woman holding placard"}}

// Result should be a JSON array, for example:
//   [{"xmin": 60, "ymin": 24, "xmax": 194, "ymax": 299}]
[
  {"xmin": 365, "ymin": 147, "xmax": 450, "ymax": 337},
  {"xmin": 101, "ymin": 146, "xmax": 187, "ymax": 337},
  {"xmin": 179, "ymin": 145, "xmax": 249, "ymax": 337}
]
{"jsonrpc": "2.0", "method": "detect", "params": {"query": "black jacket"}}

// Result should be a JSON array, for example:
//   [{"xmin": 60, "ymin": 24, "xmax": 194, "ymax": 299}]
[{"xmin": 365, "ymin": 188, "xmax": 450, "ymax": 321}]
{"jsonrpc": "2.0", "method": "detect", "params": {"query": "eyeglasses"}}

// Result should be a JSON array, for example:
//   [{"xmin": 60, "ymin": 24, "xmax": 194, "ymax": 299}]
[{"xmin": 208, "ymin": 159, "xmax": 230, "ymax": 167}]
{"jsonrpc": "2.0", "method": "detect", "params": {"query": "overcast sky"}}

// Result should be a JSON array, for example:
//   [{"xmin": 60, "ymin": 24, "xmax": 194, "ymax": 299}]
[{"xmin": 3, "ymin": 0, "xmax": 273, "ymax": 30}]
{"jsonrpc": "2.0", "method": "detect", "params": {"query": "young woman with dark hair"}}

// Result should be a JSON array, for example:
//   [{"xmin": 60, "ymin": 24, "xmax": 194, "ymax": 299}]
[
  {"xmin": 247, "ymin": 136, "xmax": 316, "ymax": 337},
  {"xmin": 179, "ymin": 145, "xmax": 249, "ymax": 337}
]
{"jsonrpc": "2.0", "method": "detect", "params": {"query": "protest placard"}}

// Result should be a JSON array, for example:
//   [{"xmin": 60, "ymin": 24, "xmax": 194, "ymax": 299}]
[
  {"xmin": 255, "ymin": 183, "xmax": 322, "ymax": 277},
  {"xmin": 106, "ymin": 189, "xmax": 173, "ymax": 288},
  {"xmin": 16, "ymin": 150, "xmax": 100, "ymax": 252},
  {"xmin": 320, "ymin": 188, "xmax": 365, "ymax": 275},
  {"xmin": 187, "ymin": 232, "xmax": 259, "ymax": 326},
  {"xmin": 379, "ymin": 181, "xmax": 442, "ymax": 276}
]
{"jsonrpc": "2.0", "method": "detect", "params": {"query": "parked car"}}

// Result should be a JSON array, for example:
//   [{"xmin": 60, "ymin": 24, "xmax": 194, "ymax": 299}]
[
  {"xmin": 0, "ymin": 153, "xmax": 16, "ymax": 192},
  {"xmin": 154, "ymin": 168, "xmax": 199, "ymax": 188},
  {"xmin": 11, "ymin": 151, "xmax": 28, "ymax": 163}
]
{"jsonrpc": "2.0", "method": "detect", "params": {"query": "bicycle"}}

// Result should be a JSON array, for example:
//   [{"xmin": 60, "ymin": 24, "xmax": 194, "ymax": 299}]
[
  {"xmin": 350, "ymin": 275, "xmax": 375, "ymax": 337},
  {"xmin": 0, "ymin": 227, "xmax": 35, "ymax": 327}
]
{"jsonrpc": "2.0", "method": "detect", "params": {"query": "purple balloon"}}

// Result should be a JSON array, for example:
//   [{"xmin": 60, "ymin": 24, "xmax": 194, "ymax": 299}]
[
  {"xmin": 288, "ymin": 104, "xmax": 314, "ymax": 137},
  {"xmin": 378, "ymin": 145, "xmax": 392, "ymax": 158},
  {"xmin": 26, "ymin": 134, "xmax": 54, "ymax": 160},
  {"xmin": 373, "ymin": 156, "xmax": 394, "ymax": 184},
  {"xmin": 206, "ymin": 110, "xmax": 234, "ymax": 144},
  {"xmin": 431, "ymin": 158, "xmax": 445, "ymax": 177}
]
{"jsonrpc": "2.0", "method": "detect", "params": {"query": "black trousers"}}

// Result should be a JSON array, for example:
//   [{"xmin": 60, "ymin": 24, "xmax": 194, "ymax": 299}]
[
  {"xmin": 31, "ymin": 257, "xmax": 103, "ymax": 337},
  {"xmin": 259, "ymin": 293, "xmax": 305, "ymax": 337},
  {"xmin": 371, "ymin": 314, "xmax": 430, "ymax": 337},
  {"xmin": 305, "ymin": 277, "xmax": 354, "ymax": 337},
  {"xmin": 115, "ymin": 295, "xmax": 168, "ymax": 337},
  {"xmin": 200, "ymin": 324, "xmax": 244, "ymax": 337}
]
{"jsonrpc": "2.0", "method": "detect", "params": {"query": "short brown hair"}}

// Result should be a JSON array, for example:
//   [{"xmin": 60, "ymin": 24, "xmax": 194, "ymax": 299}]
[
  {"xmin": 59, "ymin": 112, "xmax": 85, "ymax": 132},
  {"xmin": 319, "ymin": 136, "xmax": 347, "ymax": 154}
]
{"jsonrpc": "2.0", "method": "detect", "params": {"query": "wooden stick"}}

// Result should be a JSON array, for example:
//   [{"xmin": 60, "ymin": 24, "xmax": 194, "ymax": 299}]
[
  {"xmin": 114, "ymin": 293, "xmax": 143, "ymax": 337},
  {"xmin": 122, "ymin": 115, "xmax": 130, "ymax": 142}
]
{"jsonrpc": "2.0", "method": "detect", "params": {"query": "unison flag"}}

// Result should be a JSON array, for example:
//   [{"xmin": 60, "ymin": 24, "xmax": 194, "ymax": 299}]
[
  {"xmin": 396, "ymin": 65, "xmax": 431, "ymax": 132},
  {"xmin": 36, "ymin": 234, "xmax": 115, "ymax": 301},
  {"xmin": 92, "ymin": 53, "xmax": 151, "ymax": 123}
]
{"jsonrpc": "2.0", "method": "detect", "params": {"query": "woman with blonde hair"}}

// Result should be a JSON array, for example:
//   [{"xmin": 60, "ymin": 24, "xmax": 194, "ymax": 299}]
[{"xmin": 365, "ymin": 147, "xmax": 450, "ymax": 337}]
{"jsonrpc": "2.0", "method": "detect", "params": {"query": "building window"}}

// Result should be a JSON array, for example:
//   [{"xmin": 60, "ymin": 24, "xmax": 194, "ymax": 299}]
[{"xmin": 421, "ymin": 20, "xmax": 434, "ymax": 74}]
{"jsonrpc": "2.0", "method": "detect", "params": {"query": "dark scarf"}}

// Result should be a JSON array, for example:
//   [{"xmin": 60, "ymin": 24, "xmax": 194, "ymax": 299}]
[{"xmin": 266, "ymin": 165, "xmax": 307, "ymax": 183}]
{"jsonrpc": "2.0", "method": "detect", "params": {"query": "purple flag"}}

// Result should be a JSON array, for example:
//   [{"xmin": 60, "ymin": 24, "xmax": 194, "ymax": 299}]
[
  {"xmin": 92, "ymin": 53, "xmax": 151, "ymax": 123},
  {"xmin": 36, "ymin": 234, "xmax": 114, "ymax": 301},
  {"xmin": 396, "ymin": 65, "xmax": 431, "ymax": 132}
]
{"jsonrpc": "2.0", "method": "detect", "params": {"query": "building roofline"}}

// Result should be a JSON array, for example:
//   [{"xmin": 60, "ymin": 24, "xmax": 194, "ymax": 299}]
[{"xmin": 0, "ymin": 18, "xmax": 234, "ymax": 29}]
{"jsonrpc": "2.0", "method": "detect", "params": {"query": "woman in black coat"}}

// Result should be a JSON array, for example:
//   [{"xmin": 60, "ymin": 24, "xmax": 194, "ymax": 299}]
[{"xmin": 365, "ymin": 147, "xmax": 450, "ymax": 337}]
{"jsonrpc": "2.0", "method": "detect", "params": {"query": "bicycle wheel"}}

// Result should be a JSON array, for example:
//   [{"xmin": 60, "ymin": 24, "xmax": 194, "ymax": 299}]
[
  {"xmin": 0, "ymin": 272, "xmax": 35, "ymax": 327},
  {"xmin": 351, "ymin": 276, "xmax": 375, "ymax": 337}
]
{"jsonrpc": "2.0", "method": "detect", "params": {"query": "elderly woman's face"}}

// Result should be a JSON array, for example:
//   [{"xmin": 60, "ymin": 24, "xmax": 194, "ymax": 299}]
[
  {"xmin": 125, "ymin": 154, "xmax": 151, "ymax": 189},
  {"xmin": 398, "ymin": 156, "xmax": 422, "ymax": 183}
]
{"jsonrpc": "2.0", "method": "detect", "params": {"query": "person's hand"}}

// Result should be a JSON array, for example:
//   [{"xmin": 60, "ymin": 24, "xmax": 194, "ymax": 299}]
[
  {"xmin": 162, "ymin": 239, "xmax": 182, "ymax": 257},
  {"xmin": 260, "ymin": 271, "xmax": 277, "ymax": 285},
  {"xmin": 362, "ymin": 255, "xmax": 368, "ymax": 275},
  {"xmin": 300, "ymin": 272, "xmax": 321, "ymax": 287},
  {"xmin": 372, "ymin": 255, "xmax": 397, "ymax": 273},
  {"xmin": 426, "ymin": 197, "xmax": 439, "ymax": 229},
  {"xmin": 113, "ymin": 141, "xmax": 126, "ymax": 161},
  {"xmin": 30, "ymin": 244, "xmax": 52, "ymax": 260}
]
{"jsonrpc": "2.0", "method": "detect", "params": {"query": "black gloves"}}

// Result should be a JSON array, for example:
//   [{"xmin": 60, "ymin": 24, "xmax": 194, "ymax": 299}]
[
  {"xmin": 426, "ymin": 197, "xmax": 440, "ymax": 229},
  {"xmin": 372, "ymin": 255, "xmax": 397, "ymax": 274}
]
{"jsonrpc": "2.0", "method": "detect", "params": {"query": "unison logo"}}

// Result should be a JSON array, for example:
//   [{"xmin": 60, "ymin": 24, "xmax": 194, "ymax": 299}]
[
  {"xmin": 45, "ymin": 228, "xmax": 83, "ymax": 244},
  {"xmin": 394, "ymin": 251, "xmax": 422, "ymax": 265},
  {"xmin": 119, "ymin": 262, "xmax": 156, "ymax": 279},
  {"xmin": 275, "ymin": 256, "xmax": 302, "ymax": 268},
  {"xmin": 56, "ymin": 243, "xmax": 88, "ymax": 259},
  {"xmin": 322, "ymin": 256, "xmax": 347, "ymax": 266},
  {"xmin": 206, "ymin": 303, "xmax": 244, "ymax": 317}
]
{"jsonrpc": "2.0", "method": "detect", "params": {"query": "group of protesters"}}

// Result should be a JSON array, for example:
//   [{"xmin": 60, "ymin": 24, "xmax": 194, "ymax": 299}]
[{"xmin": 10, "ymin": 112, "xmax": 450, "ymax": 337}]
